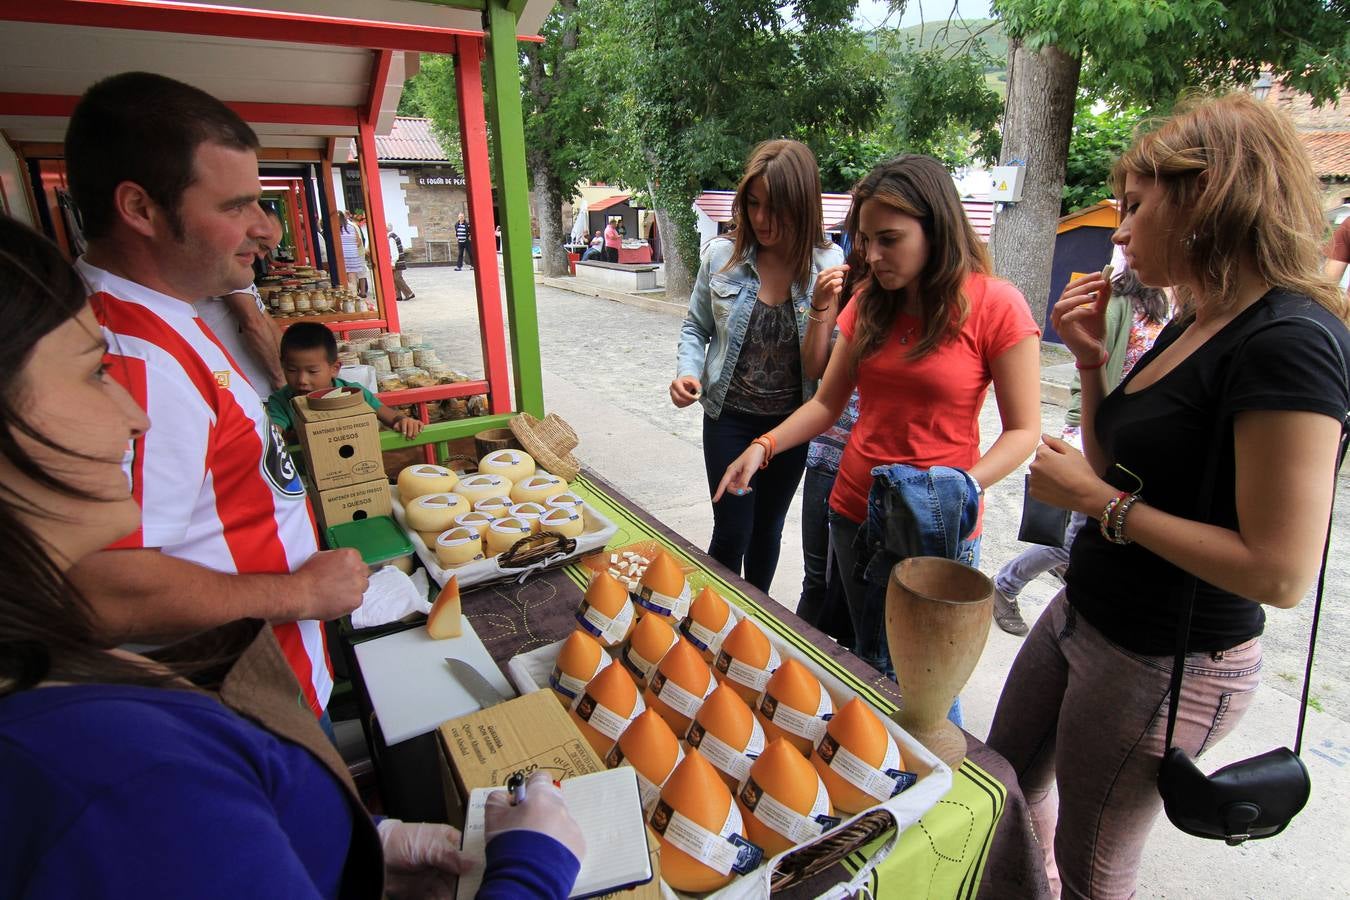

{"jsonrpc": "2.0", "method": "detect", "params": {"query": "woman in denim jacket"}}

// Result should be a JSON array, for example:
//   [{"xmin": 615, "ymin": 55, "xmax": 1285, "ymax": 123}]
[
  {"xmin": 671, "ymin": 139, "xmax": 845, "ymax": 592},
  {"xmin": 715, "ymin": 155, "xmax": 1041, "ymax": 680}
]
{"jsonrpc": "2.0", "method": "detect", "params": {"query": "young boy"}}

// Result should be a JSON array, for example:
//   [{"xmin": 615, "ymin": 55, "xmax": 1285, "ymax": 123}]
[{"xmin": 268, "ymin": 322, "xmax": 424, "ymax": 439}]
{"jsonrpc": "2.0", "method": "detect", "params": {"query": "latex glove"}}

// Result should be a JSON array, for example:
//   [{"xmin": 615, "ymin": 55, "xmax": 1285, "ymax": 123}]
[
  {"xmin": 483, "ymin": 770, "xmax": 585, "ymax": 864},
  {"xmin": 377, "ymin": 818, "xmax": 470, "ymax": 900}
]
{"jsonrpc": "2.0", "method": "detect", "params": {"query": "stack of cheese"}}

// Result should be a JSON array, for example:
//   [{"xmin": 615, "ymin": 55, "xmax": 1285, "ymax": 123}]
[{"xmin": 397, "ymin": 449, "xmax": 580, "ymax": 570}]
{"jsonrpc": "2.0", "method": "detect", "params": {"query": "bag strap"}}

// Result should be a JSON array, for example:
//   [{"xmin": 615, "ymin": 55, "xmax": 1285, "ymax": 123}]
[{"xmin": 1164, "ymin": 314, "xmax": 1349, "ymax": 755}]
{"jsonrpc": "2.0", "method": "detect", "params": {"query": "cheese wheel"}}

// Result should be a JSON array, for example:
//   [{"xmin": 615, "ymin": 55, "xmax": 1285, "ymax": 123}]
[
  {"xmin": 454, "ymin": 473, "xmax": 513, "ymax": 506},
  {"xmin": 509, "ymin": 501, "xmax": 549, "ymax": 533},
  {"xmin": 484, "ymin": 516, "xmax": 532, "ymax": 555},
  {"xmin": 398, "ymin": 463, "xmax": 457, "ymax": 503},
  {"xmin": 606, "ymin": 709, "xmax": 684, "ymax": 816},
  {"xmin": 687, "ymin": 685, "xmax": 766, "ymax": 790},
  {"xmin": 477, "ymin": 448, "xmax": 535, "ymax": 483},
  {"xmin": 714, "ymin": 618, "xmax": 782, "ymax": 704},
  {"xmin": 738, "ymin": 738, "xmax": 834, "ymax": 856},
  {"xmin": 756, "ymin": 658, "xmax": 835, "ymax": 755},
  {"xmin": 811, "ymin": 697, "xmax": 907, "ymax": 814},
  {"xmin": 576, "ymin": 572, "xmax": 636, "ymax": 647},
  {"xmin": 570, "ymin": 662, "xmax": 644, "ymax": 756},
  {"xmin": 651, "ymin": 750, "xmax": 746, "ymax": 893},
  {"xmin": 634, "ymin": 550, "xmax": 691, "ymax": 622},
  {"xmin": 453, "ymin": 510, "xmax": 495, "ymax": 541},
  {"xmin": 426, "ymin": 576, "xmax": 463, "ymax": 639},
  {"xmin": 472, "ymin": 495, "xmax": 514, "ymax": 520},
  {"xmin": 619, "ymin": 612, "xmax": 678, "ymax": 689},
  {"xmin": 546, "ymin": 491, "xmax": 586, "ymax": 512},
  {"xmin": 549, "ymin": 629, "xmax": 611, "ymax": 707},
  {"xmin": 643, "ymin": 638, "xmax": 715, "ymax": 736},
  {"xmin": 539, "ymin": 505, "xmax": 585, "ymax": 538},
  {"xmin": 510, "ymin": 472, "xmax": 568, "ymax": 505},
  {"xmin": 435, "ymin": 527, "xmax": 485, "ymax": 568},
  {"xmin": 681, "ymin": 586, "xmax": 737, "ymax": 661},
  {"xmin": 405, "ymin": 492, "xmax": 470, "ymax": 534}
]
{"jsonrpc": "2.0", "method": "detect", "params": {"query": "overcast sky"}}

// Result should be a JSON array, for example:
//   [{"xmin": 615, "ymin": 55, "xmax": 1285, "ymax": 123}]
[{"xmin": 852, "ymin": 0, "xmax": 993, "ymax": 30}]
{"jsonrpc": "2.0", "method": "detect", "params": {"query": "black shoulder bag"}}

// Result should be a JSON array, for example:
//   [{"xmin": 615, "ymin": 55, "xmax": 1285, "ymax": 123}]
[{"xmin": 1156, "ymin": 316, "xmax": 1349, "ymax": 844}]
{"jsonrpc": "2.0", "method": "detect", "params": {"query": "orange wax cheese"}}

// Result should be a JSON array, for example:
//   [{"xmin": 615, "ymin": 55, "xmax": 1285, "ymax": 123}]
[
  {"xmin": 643, "ymin": 638, "xmax": 715, "ymax": 735},
  {"xmin": 576, "ymin": 571, "xmax": 636, "ymax": 647},
  {"xmin": 714, "ymin": 618, "xmax": 782, "ymax": 703},
  {"xmin": 686, "ymin": 685, "xmax": 766, "ymax": 790},
  {"xmin": 756, "ymin": 659, "xmax": 835, "ymax": 755},
  {"xmin": 634, "ymin": 550, "xmax": 691, "ymax": 622},
  {"xmin": 549, "ymin": 629, "xmax": 611, "ymax": 706},
  {"xmin": 649, "ymin": 750, "xmax": 749, "ymax": 893},
  {"xmin": 619, "ymin": 610, "xmax": 678, "ymax": 688},
  {"xmin": 570, "ymin": 662, "xmax": 645, "ymax": 757},
  {"xmin": 425, "ymin": 575, "xmax": 462, "ymax": 639},
  {"xmin": 680, "ymin": 586, "xmax": 737, "ymax": 661},
  {"xmin": 738, "ymin": 738, "xmax": 835, "ymax": 856},
  {"xmin": 812, "ymin": 697, "xmax": 908, "ymax": 813},
  {"xmin": 605, "ymin": 708, "xmax": 684, "ymax": 816}
]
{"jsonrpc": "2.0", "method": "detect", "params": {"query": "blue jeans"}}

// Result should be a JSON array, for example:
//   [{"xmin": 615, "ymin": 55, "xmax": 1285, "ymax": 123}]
[
  {"xmin": 702, "ymin": 410, "xmax": 808, "ymax": 592},
  {"xmin": 797, "ymin": 466, "xmax": 853, "ymax": 645}
]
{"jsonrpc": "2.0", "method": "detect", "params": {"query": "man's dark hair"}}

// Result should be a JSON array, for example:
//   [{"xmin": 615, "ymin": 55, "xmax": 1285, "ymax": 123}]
[
  {"xmin": 280, "ymin": 322, "xmax": 339, "ymax": 363},
  {"xmin": 65, "ymin": 72, "xmax": 259, "ymax": 241}
]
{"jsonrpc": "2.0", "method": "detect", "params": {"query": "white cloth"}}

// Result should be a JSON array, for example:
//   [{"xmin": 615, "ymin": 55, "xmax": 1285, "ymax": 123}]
[
  {"xmin": 338, "ymin": 363, "xmax": 379, "ymax": 394},
  {"xmin": 351, "ymin": 567, "xmax": 432, "ymax": 629}
]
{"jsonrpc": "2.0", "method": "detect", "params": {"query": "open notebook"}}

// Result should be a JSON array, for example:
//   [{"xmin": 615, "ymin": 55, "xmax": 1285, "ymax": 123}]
[{"xmin": 455, "ymin": 767, "xmax": 653, "ymax": 899}]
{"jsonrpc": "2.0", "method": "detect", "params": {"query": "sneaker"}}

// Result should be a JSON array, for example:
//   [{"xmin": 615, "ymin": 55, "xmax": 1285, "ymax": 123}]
[{"xmin": 993, "ymin": 587, "xmax": 1029, "ymax": 636}]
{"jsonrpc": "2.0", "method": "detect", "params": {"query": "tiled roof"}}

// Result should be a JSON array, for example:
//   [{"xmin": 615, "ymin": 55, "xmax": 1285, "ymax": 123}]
[
  {"xmin": 695, "ymin": 190, "xmax": 994, "ymax": 241},
  {"xmin": 589, "ymin": 194, "xmax": 631, "ymax": 212},
  {"xmin": 373, "ymin": 117, "xmax": 451, "ymax": 162},
  {"xmin": 1302, "ymin": 131, "xmax": 1350, "ymax": 178}
]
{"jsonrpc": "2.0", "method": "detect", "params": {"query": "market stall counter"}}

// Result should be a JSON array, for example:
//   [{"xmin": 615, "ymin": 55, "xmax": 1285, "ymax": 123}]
[{"xmin": 341, "ymin": 471, "xmax": 1051, "ymax": 899}]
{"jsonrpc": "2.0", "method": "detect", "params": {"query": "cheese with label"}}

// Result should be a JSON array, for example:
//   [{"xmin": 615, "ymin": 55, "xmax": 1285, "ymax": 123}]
[
  {"xmin": 508, "ymin": 501, "xmax": 549, "ymax": 534},
  {"xmin": 549, "ymin": 629, "xmax": 611, "ymax": 706},
  {"xmin": 477, "ymin": 448, "xmax": 535, "ymax": 483},
  {"xmin": 811, "ymin": 697, "xmax": 910, "ymax": 812},
  {"xmin": 538, "ymin": 505, "xmax": 584, "ymax": 538},
  {"xmin": 434, "ymin": 526, "xmax": 485, "ymax": 568},
  {"xmin": 484, "ymin": 516, "xmax": 532, "ymax": 555},
  {"xmin": 576, "ymin": 572, "xmax": 636, "ymax": 647},
  {"xmin": 425, "ymin": 575, "xmax": 463, "ymax": 639},
  {"xmin": 546, "ymin": 491, "xmax": 586, "ymax": 512},
  {"xmin": 405, "ymin": 492, "xmax": 469, "ymax": 534},
  {"xmin": 452, "ymin": 510, "xmax": 495, "ymax": 541},
  {"xmin": 714, "ymin": 618, "xmax": 782, "ymax": 704},
  {"xmin": 737, "ymin": 738, "xmax": 835, "ymax": 855},
  {"xmin": 569, "ymin": 663, "xmax": 645, "ymax": 756},
  {"xmin": 619, "ymin": 611, "xmax": 678, "ymax": 688},
  {"xmin": 635, "ymin": 551, "xmax": 691, "ymax": 621},
  {"xmin": 756, "ymin": 659, "xmax": 835, "ymax": 755},
  {"xmin": 453, "ymin": 473, "xmax": 513, "ymax": 506},
  {"xmin": 643, "ymin": 638, "xmax": 715, "ymax": 735},
  {"xmin": 510, "ymin": 472, "xmax": 568, "ymax": 505},
  {"xmin": 686, "ymin": 685, "xmax": 765, "ymax": 789},
  {"xmin": 397, "ymin": 463, "xmax": 458, "ymax": 504},
  {"xmin": 472, "ymin": 495, "xmax": 514, "ymax": 520},
  {"xmin": 650, "ymin": 750, "xmax": 755, "ymax": 893},
  {"xmin": 681, "ymin": 586, "xmax": 737, "ymax": 661},
  {"xmin": 606, "ymin": 709, "xmax": 684, "ymax": 817}
]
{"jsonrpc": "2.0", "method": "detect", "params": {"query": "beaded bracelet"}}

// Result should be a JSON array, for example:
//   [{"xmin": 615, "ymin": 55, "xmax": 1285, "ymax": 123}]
[
  {"xmin": 1109, "ymin": 494, "xmax": 1141, "ymax": 545},
  {"xmin": 1099, "ymin": 492, "xmax": 1128, "ymax": 542}
]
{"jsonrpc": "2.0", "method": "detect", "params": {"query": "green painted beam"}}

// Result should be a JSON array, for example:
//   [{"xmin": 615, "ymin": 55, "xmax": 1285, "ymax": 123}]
[
  {"xmin": 484, "ymin": 0, "xmax": 546, "ymax": 418},
  {"xmin": 377, "ymin": 413, "xmax": 516, "ymax": 451},
  {"xmin": 505, "ymin": 0, "xmax": 529, "ymax": 17},
  {"xmin": 402, "ymin": 0, "xmax": 487, "ymax": 9}
]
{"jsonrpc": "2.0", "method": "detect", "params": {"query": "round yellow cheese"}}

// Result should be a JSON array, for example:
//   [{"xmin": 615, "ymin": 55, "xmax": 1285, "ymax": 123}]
[
  {"xmin": 477, "ymin": 449, "xmax": 535, "ymax": 483},
  {"xmin": 485, "ymin": 516, "xmax": 532, "ymax": 555},
  {"xmin": 509, "ymin": 501, "xmax": 549, "ymax": 533},
  {"xmin": 405, "ymin": 492, "xmax": 469, "ymax": 534},
  {"xmin": 435, "ymin": 526, "xmax": 485, "ymax": 568},
  {"xmin": 510, "ymin": 472, "xmax": 568, "ymax": 505},
  {"xmin": 472, "ymin": 495, "xmax": 514, "ymax": 519},
  {"xmin": 453, "ymin": 510, "xmax": 495, "ymax": 541},
  {"xmin": 546, "ymin": 491, "xmax": 585, "ymax": 512},
  {"xmin": 539, "ymin": 505, "xmax": 584, "ymax": 538},
  {"xmin": 454, "ymin": 473, "xmax": 513, "ymax": 506},
  {"xmin": 397, "ymin": 464, "xmax": 457, "ymax": 504}
]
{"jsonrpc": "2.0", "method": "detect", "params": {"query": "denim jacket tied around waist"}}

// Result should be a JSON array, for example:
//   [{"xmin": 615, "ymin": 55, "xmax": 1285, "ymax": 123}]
[
  {"xmin": 854, "ymin": 463, "xmax": 982, "ymax": 590},
  {"xmin": 676, "ymin": 238, "xmax": 845, "ymax": 420}
]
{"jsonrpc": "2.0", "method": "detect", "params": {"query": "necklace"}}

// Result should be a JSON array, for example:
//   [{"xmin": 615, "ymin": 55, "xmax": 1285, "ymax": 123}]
[{"xmin": 899, "ymin": 324, "xmax": 918, "ymax": 345}]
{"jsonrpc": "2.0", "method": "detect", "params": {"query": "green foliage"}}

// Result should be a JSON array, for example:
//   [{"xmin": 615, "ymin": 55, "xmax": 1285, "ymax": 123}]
[
  {"xmin": 397, "ymin": 55, "xmax": 464, "ymax": 175},
  {"xmin": 1062, "ymin": 97, "xmax": 1144, "ymax": 214},
  {"xmin": 880, "ymin": 42, "xmax": 1003, "ymax": 167},
  {"xmin": 993, "ymin": 0, "xmax": 1350, "ymax": 107},
  {"xmin": 522, "ymin": 0, "xmax": 593, "ymax": 201},
  {"xmin": 813, "ymin": 131, "xmax": 892, "ymax": 192}
]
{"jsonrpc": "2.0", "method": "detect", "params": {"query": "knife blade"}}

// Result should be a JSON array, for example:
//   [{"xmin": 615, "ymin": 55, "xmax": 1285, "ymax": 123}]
[{"xmin": 445, "ymin": 658, "xmax": 510, "ymax": 709}]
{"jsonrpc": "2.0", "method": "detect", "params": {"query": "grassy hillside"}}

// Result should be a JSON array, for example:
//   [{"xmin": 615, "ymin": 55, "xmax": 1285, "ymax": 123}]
[{"xmin": 894, "ymin": 17, "xmax": 1007, "ymax": 70}]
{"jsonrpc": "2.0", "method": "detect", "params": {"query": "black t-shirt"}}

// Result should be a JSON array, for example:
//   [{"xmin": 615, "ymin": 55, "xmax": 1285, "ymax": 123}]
[{"xmin": 1067, "ymin": 290, "xmax": 1350, "ymax": 655}]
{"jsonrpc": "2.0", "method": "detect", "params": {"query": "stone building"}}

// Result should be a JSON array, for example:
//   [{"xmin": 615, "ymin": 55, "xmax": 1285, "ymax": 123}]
[{"xmin": 1265, "ymin": 78, "xmax": 1350, "ymax": 213}]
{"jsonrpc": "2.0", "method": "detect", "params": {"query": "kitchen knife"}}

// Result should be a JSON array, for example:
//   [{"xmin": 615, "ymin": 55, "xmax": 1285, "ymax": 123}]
[{"xmin": 445, "ymin": 658, "xmax": 511, "ymax": 709}]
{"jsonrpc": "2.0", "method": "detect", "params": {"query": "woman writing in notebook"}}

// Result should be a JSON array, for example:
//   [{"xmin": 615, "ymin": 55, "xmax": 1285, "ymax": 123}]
[
  {"xmin": 988, "ymin": 94, "xmax": 1350, "ymax": 898},
  {"xmin": 0, "ymin": 217, "xmax": 582, "ymax": 900}
]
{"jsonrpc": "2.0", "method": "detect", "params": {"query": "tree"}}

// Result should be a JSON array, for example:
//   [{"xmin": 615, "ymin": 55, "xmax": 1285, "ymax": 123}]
[
  {"xmin": 578, "ymin": 0, "xmax": 886, "ymax": 301},
  {"xmin": 398, "ymin": 55, "xmax": 463, "ymax": 175},
  {"xmin": 1061, "ymin": 97, "xmax": 1142, "ymax": 215},
  {"xmin": 880, "ymin": 43, "xmax": 1003, "ymax": 168},
  {"xmin": 989, "ymin": 0, "xmax": 1350, "ymax": 325}
]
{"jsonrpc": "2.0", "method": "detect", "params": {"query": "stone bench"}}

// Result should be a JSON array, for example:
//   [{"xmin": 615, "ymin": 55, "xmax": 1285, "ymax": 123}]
[{"xmin": 573, "ymin": 259, "xmax": 660, "ymax": 292}]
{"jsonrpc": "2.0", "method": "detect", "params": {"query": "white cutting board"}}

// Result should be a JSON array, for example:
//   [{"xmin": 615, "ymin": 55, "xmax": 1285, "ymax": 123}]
[{"xmin": 354, "ymin": 616, "xmax": 516, "ymax": 745}]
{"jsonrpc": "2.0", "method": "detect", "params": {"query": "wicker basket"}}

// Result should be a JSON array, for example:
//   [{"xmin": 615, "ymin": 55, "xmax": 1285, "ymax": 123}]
[
  {"xmin": 768, "ymin": 808, "xmax": 895, "ymax": 892},
  {"xmin": 509, "ymin": 412, "xmax": 581, "ymax": 483},
  {"xmin": 473, "ymin": 427, "xmax": 519, "ymax": 460}
]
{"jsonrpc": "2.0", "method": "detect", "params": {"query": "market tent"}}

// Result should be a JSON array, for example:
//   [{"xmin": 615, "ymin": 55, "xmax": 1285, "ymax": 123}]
[{"xmin": 692, "ymin": 190, "xmax": 995, "ymax": 244}]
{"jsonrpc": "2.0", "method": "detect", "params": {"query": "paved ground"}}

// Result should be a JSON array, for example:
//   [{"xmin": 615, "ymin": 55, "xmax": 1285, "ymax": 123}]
[{"xmin": 394, "ymin": 264, "xmax": 1350, "ymax": 898}]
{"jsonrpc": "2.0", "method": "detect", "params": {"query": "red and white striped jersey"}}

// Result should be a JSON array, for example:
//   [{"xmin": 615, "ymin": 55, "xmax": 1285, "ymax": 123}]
[{"xmin": 79, "ymin": 260, "xmax": 333, "ymax": 716}]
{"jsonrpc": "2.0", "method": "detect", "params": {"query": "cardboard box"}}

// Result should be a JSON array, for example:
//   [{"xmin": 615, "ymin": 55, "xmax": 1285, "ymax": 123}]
[
  {"xmin": 438, "ymin": 690, "xmax": 661, "ymax": 898},
  {"xmin": 312, "ymin": 478, "xmax": 392, "ymax": 532},
  {"xmin": 291, "ymin": 395, "xmax": 384, "ymax": 490}
]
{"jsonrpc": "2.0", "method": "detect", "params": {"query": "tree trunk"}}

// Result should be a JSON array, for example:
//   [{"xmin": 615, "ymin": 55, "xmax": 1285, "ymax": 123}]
[
  {"xmin": 531, "ymin": 160, "xmax": 569, "ymax": 277},
  {"xmin": 988, "ymin": 38, "xmax": 1081, "ymax": 328},
  {"xmin": 655, "ymin": 204, "xmax": 692, "ymax": 302}
]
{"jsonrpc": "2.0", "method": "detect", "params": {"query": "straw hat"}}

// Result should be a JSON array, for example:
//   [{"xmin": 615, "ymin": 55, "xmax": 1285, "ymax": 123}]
[{"xmin": 509, "ymin": 412, "xmax": 581, "ymax": 482}]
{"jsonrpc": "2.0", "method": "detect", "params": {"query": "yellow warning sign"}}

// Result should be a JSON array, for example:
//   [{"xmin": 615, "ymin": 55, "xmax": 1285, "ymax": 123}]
[{"xmin": 997, "ymin": 181, "xmax": 1009, "ymax": 192}]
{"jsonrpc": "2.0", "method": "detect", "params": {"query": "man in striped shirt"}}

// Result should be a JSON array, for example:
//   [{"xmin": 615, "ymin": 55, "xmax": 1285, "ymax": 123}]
[{"xmin": 63, "ymin": 72, "xmax": 368, "ymax": 722}]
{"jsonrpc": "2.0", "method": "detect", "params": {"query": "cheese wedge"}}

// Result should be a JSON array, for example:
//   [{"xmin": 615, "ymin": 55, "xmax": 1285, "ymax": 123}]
[{"xmin": 426, "ymin": 575, "xmax": 463, "ymax": 639}]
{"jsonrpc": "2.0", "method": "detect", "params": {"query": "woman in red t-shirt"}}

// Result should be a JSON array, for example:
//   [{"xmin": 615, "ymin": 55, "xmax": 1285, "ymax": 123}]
[{"xmin": 717, "ymin": 155, "xmax": 1041, "ymax": 675}]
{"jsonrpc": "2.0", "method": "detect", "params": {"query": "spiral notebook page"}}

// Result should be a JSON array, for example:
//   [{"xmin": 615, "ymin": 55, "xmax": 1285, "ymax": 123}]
[{"xmin": 455, "ymin": 766, "xmax": 652, "ymax": 899}]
